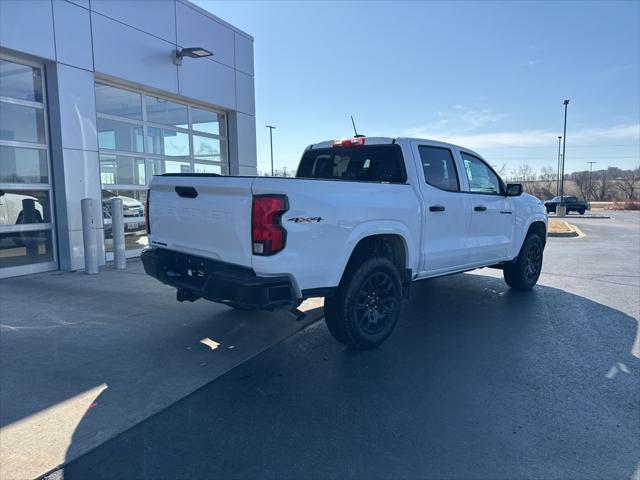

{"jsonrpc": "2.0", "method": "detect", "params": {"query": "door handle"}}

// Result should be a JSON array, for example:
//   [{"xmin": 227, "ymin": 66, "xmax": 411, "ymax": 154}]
[
  {"xmin": 474, "ymin": 205, "xmax": 487, "ymax": 212},
  {"xmin": 429, "ymin": 205, "xmax": 445, "ymax": 212}
]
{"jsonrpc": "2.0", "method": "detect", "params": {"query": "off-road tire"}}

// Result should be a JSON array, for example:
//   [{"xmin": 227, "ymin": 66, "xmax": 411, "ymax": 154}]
[
  {"xmin": 324, "ymin": 256, "xmax": 402, "ymax": 350},
  {"xmin": 503, "ymin": 233, "xmax": 544, "ymax": 291}
]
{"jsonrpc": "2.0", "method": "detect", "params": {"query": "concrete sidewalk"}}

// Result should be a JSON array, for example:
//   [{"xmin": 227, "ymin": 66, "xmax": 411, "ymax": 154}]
[{"xmin": 0, "ymin": 260, "xmax": 322, "ymax": 480}]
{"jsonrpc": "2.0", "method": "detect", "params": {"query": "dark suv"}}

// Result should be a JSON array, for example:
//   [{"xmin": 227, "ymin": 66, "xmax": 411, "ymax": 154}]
[{"xmin": 544, "ymin": 196, "xmax": 589, "ymax": 215}]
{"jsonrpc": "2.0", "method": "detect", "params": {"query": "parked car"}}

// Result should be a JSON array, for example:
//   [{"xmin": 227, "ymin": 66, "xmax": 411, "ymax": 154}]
[
  {"xmin": 0, "ymin": 191, "xmax": 46, "ymax": 247},
  {"xmin": 141, "ymin": 137, "xmax": 547, "ymax": 350},
  {"xmin": 0, "ymin": 190, "xmax": 44, "ymax": 225},
  {"xmin": 544, "ymin": 196, "xmax": 589, "ymax": 215},
  {"xmin": 102, "ymin": 191, "xmax": 146, "ymax": 238}
]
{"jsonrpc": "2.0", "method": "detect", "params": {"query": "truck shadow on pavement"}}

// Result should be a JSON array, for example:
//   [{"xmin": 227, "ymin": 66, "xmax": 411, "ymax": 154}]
[{"xmin": 50, "ymin": 271, "xmax": 640, "ymax": 480}]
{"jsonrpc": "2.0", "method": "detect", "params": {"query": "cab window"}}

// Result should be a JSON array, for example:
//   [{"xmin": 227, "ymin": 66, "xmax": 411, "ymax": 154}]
[
  {"xmin": 418, "ymin": 146, "xmax": 460, "ymax": 192},
  {"xmin": 460, "ymin": 152, "xmax": 502, "ymax": 195}
]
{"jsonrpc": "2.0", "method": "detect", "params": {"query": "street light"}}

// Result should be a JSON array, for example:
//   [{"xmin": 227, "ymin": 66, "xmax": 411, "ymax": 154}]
[
  {"xmin": 266, "ymin": 125, "xmax": 276, "ymax": 176},
  {"xmin": 556, "ymin": 135, "xmax": 562, "ymax": 196},
  {"xmin": 587, "ymin": 161, "xmax": 596, "ymax": 202},
  {"xmin": 559, "ymin": 99, "xmax": 570, "ymax": 205}
]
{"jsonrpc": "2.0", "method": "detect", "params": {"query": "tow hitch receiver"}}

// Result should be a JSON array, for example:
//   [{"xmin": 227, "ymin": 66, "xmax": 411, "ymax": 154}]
[{"xmin": 176, "ymin": 289, "xmax": 201, "ymax": 302}]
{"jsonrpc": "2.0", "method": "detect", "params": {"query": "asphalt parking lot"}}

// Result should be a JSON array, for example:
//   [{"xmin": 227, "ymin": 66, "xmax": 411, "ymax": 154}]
[{"xmin": 46, "ymin": 212, "xmax": 639, "ymax": 480}]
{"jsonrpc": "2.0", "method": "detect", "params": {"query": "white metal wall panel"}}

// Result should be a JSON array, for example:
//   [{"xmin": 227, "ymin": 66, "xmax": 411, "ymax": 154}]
[
  {"xmin": 91, "ymin": 12, "xmax": 179, "ymax": 94},
  {"xmin": 91, "ymin": 0, "xmax": 176, "ymax": 43},
  {"xmin": 0, "ymin": 0, "xmax": 56, "ymax": 60},
  {"xmin": 53, "ymin": 0, "xmax": 93, "ymax": 70}
]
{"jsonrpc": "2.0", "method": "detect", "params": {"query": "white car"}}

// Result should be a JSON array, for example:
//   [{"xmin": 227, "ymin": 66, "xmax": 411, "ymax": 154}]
[
  {"xmin": 142, "ymin": 137, "xmax": 547, "ymax": 349},
  {"xmin": 0, "ymin": 191, "xmax": 44, "ymax": 225}
]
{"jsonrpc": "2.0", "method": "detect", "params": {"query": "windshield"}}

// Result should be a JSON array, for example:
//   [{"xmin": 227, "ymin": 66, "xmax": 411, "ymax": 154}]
[{"xmin": 296, "ymin": 144, "xmax": 406, "ymax": 183}]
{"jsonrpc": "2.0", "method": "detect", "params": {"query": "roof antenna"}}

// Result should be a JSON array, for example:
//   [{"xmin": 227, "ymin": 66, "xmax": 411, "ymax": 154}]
[{"xmin": 351, "ymin": 115, "xmax": 365, "ymax": 138}]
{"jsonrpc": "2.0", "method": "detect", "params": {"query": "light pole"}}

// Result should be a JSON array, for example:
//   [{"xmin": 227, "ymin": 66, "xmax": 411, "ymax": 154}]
[
  {"xmin": 586, "ymin": 161, "xmax": 596, "ymax": 202},
  {"xmin": 266, "ymin": 125, "xmax": 276, "ymax": 176},
  {"xmin": 556, "ymin": 135, "xmax": 562, "ymax": 196},
  {"xmin": 559, "ymin": 99, "xmax": 569, "ymax": 204}
]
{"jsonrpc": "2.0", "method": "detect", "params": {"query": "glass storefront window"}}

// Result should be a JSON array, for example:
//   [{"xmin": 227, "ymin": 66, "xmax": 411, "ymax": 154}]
[
  {"xmin": 0, "ymin": 102, "xmax": 46, "ymax": 144},
  {"xmin": 0, "ymin": 146, "xmax": 48, "ymax": 183},
  {"xmin": 99, "ymin": 154, "xmax": 146, "ymax": 185},
  {"xmin": 97, "ymin": 118, "xmax": 144, "ymax": 153},
  {"xmin": 0, "ymin": 60, "xmax": 43, "ymax": 102},
  {"xmin": 191, "ymin": 107, "xmax": 223, "ymax": 135},
  {"xmin": 95, "ymin": 84, "xmax": 142, "ymax": 120},
  {"xmin": 0, "ymin": 58, "xmax": 55, "ymax": 277},
  {"xmin": 145, "ymin": 96, "xmax": 188, "ymax": 128},
  {"xmin": 193, "ymin": 162, "xmax": 222, "ymax": 174},
  {"xmin": 0, "ymin": 189, "xmax": 51, "ymax": 225},
  {"xmin": 0, "ymin": 229, "xmax": 54, "ymax": 269},
  {"xmin": 102, "ymin": 189, "xmax": 148, "ymax": 253},
  {"xmin": 152, "ymin": 158, "xmax": 191, "ymax": 175},
  {"xmin": 146, "ymin": 128, "xmax": 189, "ymax": 157},
  {"xmin": 193, "ymin": 135, "xmax": 221, "ymax": 160}
]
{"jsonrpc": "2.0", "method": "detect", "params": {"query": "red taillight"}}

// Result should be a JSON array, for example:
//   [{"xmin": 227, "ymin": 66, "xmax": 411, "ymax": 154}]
[
  {"xmin": 145, "ymin": 189, "xmax": 150, "ymax": 235},
  {"xmin": 333, "ymin": 137, "xmax": 366, "ymax": 147},
  {"xmin": 252, "ymin": 194, "xmax": 288, "ymax": 255}
]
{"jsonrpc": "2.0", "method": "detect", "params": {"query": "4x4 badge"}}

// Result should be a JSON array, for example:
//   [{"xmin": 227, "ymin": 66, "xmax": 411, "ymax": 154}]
[{"xmin": 288, "ymin": 216, "xmax": 322, "ymax": 223}]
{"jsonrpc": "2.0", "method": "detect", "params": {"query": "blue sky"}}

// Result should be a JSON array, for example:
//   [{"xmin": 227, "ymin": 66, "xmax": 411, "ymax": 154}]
[{"xmin": 197, "ymin": 0, "xmax": 640, "ymax": 175}]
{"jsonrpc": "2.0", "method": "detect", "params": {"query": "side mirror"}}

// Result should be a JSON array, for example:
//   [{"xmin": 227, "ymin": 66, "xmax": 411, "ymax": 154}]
[{"xmin": 506, "ymin": 183, "xmax": 523, "ymax": 196}]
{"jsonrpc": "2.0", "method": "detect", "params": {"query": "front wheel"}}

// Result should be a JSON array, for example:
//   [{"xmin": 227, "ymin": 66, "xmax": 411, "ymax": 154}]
[
  {"xmin": 503, "ymin": 234, "xmax": 544, "ymax": 291},
  {"xmin": 579, "ymin": 209, "xmax": 585, "ymax": 215},
  {"xmin": 324, "ymin": 257, "xmax": 402, "ymax": 350}
]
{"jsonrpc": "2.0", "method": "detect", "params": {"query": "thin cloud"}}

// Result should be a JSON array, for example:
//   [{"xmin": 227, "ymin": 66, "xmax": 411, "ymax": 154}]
[
  {"xmin": 403, "ymin": 104, "xmax": 505, "ymax": 137},
  {"xmin": 519, "ymin": 59, "xmax": 540, "ymax": 68}
]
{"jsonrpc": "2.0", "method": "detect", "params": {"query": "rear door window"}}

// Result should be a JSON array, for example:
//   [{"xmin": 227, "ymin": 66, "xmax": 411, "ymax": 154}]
[
  {"xmin": 418, "ymin": 146, "xmax": 460, "ymax": 191},
  {"xmin": 296, "ymin": 144, "xmax": 406, "ymax": 183}
]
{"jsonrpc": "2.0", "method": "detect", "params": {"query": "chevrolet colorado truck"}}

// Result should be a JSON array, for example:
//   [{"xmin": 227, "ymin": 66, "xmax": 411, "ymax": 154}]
[{"xmin": 142, "ymin": 137, "xmax": 547, "ymax": 349}]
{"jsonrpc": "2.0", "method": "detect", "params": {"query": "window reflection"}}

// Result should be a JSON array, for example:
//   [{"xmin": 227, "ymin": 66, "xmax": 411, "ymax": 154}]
[
  {"xmin": 0, "ymin": 229, "xmax": 54, "ymax": 268},
  {"xmin": 145, "ymin": 96, "xmax": 188, "ymax": 128},
  {"xmin": 97, "ymin": 118, "xmax": 144, "ymax": 153},
  {"xmin": 0, "ymin": 146, "xmax": 48, "ymax": 183},
  {"xmin": 147, "ymin": 128, "xmax": 189, "ymax": 157},
  {"xmin": 0, "ymin": 189, "xmax": 50, "ymax": 225},
  {"xmin": 152, "ymin": 158, "xmax": 191, "ymax": 175},
  {"xmin": 191, "ymin": 107, "xmax": 223, "ymax": 135},
  {"xmin": 102, "ymin": 189, "xmax": 148, "ymax": 253},
  {"xmin": 0, "ymin": 103, "xmax": 46, "ymax": 144},
  {"xmin": 95, "ymin": 84, "xmax": 142, "ymax": 119},
  {"xmin": 0, "ymin": 60, "xmax": 43, "ymax": 102},
  {"xmin": 99, "ymin": 155, "xmax": 146, "ymax": 185}
]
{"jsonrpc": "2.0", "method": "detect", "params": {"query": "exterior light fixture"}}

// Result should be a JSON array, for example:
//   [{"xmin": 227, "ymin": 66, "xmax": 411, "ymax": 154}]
[{"xmin": 174, "ymin": 47, "xmax": 213, "ymax": 65}]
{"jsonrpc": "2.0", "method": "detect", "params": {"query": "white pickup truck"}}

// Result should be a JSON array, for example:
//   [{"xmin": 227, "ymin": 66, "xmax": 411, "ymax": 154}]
[{"xmin": 142, "ymin": 137, "xmax": 547, "ymax": 349}]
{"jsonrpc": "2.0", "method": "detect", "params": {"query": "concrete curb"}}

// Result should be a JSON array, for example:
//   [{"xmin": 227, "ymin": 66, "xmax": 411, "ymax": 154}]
[
  {"xmin": 548, "ymin": 221, "xmax": 585, "ymax": 238},
  {"xmin": 548, "ymin": 213, "xmax": 611, "ymax": 219}
]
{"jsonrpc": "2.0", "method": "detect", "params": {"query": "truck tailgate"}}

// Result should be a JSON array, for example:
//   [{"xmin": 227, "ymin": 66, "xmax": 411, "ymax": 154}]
[{"xmin": 148, "ymin": 175, "xmax": 254, "ymax": 267}]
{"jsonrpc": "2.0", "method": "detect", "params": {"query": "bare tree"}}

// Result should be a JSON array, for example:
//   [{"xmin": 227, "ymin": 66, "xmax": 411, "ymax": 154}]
[
  {"xmin": 572, "ymin": 171, "xmax": 592, "ymax": 200},
  {"xmin": 538, "ymin": 166, "xmax": 556, "ymax": 199},
  {"xmin": 592, "ymin": 170, "xmax": 611, "ymax": 201},
  {"xmin": 615, "ymin": 167, "xmax": 640, "ymax": 200},
  {"xmin": 510, "ymin": 165, "xmax": 538, "ymax": 195},
  {"xmin": 492, "ymin": 163, "xmax": 508, "ymax": 178}
]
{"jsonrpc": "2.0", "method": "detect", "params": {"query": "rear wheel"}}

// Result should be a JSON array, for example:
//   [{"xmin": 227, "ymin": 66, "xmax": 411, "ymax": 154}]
[
  {"xmin": 324, "ymin": 257, "xmax": 402, "ymax": 350},
  {"xmin": 503, "ymin": 234, "xmax": 543, "ymax": 291}
]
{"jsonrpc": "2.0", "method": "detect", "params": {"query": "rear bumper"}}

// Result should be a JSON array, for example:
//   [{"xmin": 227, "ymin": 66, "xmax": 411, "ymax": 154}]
[{"xmin": 141, "ymin": 248, "xmax": 299, "ymax": 310}]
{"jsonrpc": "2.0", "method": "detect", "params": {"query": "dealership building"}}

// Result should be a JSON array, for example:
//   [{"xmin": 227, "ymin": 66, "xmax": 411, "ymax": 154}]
[{"xmin": 0, "ymin": 0, "xmax": 256, "ymax": 278}]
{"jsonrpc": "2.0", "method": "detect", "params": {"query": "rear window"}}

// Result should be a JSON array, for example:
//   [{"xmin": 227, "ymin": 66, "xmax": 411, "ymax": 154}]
[{"xmin": 296, "ymin": 145, "xmax": 407, "ymax": 183}]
